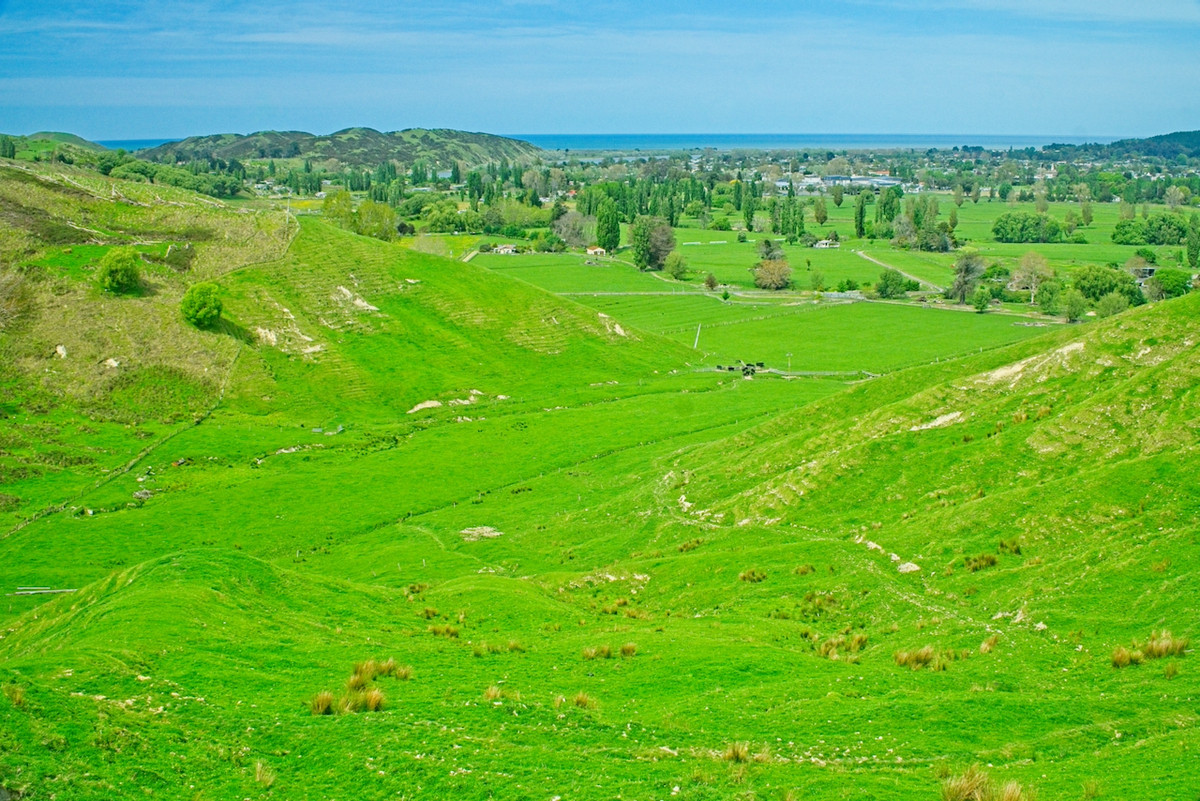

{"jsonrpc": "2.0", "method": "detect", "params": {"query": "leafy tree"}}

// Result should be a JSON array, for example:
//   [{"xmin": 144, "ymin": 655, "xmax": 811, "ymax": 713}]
[
  {"xmin": 992, "ymin": 212, "xmax": 1064, "ymax": 243},
  {"xmin": 180, "ymin": 282, "xmax": 223, "ymax": 328},
  {"xmin": 949, "ymin": 249, "xmax": 985, "ymax": 304},
  {"xmin": 830, "ymin": 185, "xmax": 844, "ymax": 207},
  {"xmin": 664, "ymin": 251, "xmax": 688, "ymax": 280},
  {"xmin": 1165, "ymin": 185, "xmax": 1186, "ymax": 209},
  {"xmin": 1036, "ymin": 280, "xmax": 1061, "ymax": 314},
  {"xmin": 853, "ymin": 191, "xmax": 867, "ymax": 239},
  {"xmin": 322, "ymin": 189, "xmax": 355, "ymax": 229},
  {"xmin": 630, "ymin": 216, "xmax": 674, "ymax": 271},
  {"xmin": 971, "ymin": 184, "xmax": 981, "ymax": 204},
  {"xmin": 809, "ymin": 269, "xmax": 826, "ymax": 292},
  {"xmin": 1144, "ymin": 213, "xmax": 1188, "ymax": 246},
  {"xmin": 704, "ymin": 272, "xmax": 719, "ymax": 290},
  {"xmin": 972, "ymin": 285, "xmax": 992, "ymax": 312},
  {"xmin": 757, "ymin": 238, "xmax": 784, "ymax": 261},
  {"xmin": 595, "ymin": 198, "xmax": 620, "ymax": 253},
  {"xmin": 1073, "ymin": 264, "xmax": 1143, "ymax": 305},
  {"xmin": 1012, "ymin": 252, "xmax": 1052, "ymax": 303},
  {"xmin": 876, "ymin": 268, "xmax": 909, "ymax": 299},
  {"xmin": 953, "ymin": 184, "xmax": 965, "ymax": 207},
  {"xmin": 95, "ymin": 247, "xmax": 142, "ymax": 294},
  {"xmin": 1063, "ymin": 289, "xmax": 1088, "ymax": 322},
  {"xmin": 1095, "ymin": 291, "xmax": 1129, "ymax": 318},
  {"xmin": 1187, "ymin": 213, "xmax": 1200, "ymax": 270},
  {"xmin": 752, "ymin": 260, "xmax": 792, "ymax": 290},
  {"xmin": 1152, "ymin": 267, "xmax": 1192, "ymax": 298},
  {"xmin": 355, "ymin": 200, "xmax": 398, "ymax": 240},
  {"xmin": 1112, "ymin": 218, "xmax": 1148, "ymax": 245},
  {"xmin": 742, "ymin": 196, "xmax": 758, "ymax": 232},
  {"xmin": 814, "ymin": 197, "xmax": 828, "ymax": 226},
  {"xmin": 553, "ymin": 212, "xmax": 596, "ymax": 248}
]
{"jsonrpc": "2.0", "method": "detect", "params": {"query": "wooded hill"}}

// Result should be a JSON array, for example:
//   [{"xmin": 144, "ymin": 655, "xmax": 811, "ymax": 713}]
[
  {"xmin": 139, "ymin": 127, "xmax": 544, "ymax": 169},
  {"xmin": 1045, "ymin": 129, "xmax": 1200, "ymax": 161}
]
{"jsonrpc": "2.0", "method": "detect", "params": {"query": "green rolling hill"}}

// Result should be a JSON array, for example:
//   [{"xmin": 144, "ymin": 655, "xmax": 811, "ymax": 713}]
[{"xmin": 0, "ymin": 160, "xmax": 1196, "ymax": 800}]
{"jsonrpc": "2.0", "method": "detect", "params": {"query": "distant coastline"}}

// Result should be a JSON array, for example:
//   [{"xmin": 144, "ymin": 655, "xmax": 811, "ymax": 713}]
[
  {"xmin": 96, "ymin": 138, "xmax": 179, "ymax": 151},
  {"xmin": 513, "ymin": 133, "xmax": 1120, "ymax": 152}
]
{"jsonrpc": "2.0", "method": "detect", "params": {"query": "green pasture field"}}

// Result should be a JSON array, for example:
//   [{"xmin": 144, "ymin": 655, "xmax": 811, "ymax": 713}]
[
  {"xmin": 1, "ymin": 164, "xmax": 1198, "ymax": 801},
  {"xmin": 474, "ymin": 251, "xmax": 684, "ymax": 294},
  {"xmin": 584, "ymin": 295, "xmax": 1053, "ymax": 373}
]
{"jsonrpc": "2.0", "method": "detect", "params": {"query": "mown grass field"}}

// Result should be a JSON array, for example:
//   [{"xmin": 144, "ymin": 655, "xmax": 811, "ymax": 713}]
[{"xmin": 0, "ymin": 163, "xmax": 1197, "ymax": 801}]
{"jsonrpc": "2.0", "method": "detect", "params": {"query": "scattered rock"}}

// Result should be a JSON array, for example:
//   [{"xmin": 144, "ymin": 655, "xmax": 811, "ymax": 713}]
[
  {"xmin": 461, "ymin": 526, "xmax": 503, "ymax": 542},
  {"xmin": 103, "ymin": 358, "xmax": 121, "ymax": 369},
  {"xmin": 910, "ymin": 411, "xmax": 962, "ymax": 432},
  {"xmin": 407, "ymin": 400, "xmax": 442, "ymax": 414},
  {"xmin": 55, "ymin": 345, "xmax": 67, "ymax": 359},
  {"xmin": 898, "ymin": 562, "xmax": 921, "ymax": 574}
]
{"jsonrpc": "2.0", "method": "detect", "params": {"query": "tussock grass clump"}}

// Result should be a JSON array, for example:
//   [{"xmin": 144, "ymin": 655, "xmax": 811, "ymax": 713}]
[
  {"xmin": 998, "ymin": 538, "xmax": 1022, "ymax": 555},
  {"xmin": 338, "ymin": 692, "xmax": 364, "ymax": 714},
  {"xmin": 597, "ymin": 644, "xmax": 613, "ymax": 659},
  {"xmin": 793, "ymin": 564, "xmax": 815, "ymax": 576},
  {"xmin": 620, "ymin": 642, "xmax": 637, "ymax": 658},
  {"xmin": 354, "ymin": 659, "xmax": 379, "ymax": 680},
  {"xmin": 1142, "ymin": 630, "xmax": 1189, "ymax": 659},
  {"xmin": 346, "ymin": 673, "xmax": 368, "ymax": 692},
  {"xmin": 1113, "ymin": 631, "xmax": 1188, "ymax": 668},
  {"xmin": 678, "ymin": 538, "xmax": 704, "ymax": 553},
  {"xmin": 739, "ymin": 568, "xmax": 767, "ymax": 583},
  {"xmin": 422, "ymin": 607, "xmax": 439, "ymax": 619},
  {"xmin": 572, "ymin": 691, "xmax": 593, "ymax": 709},
  {"xmin": 940, "ymin": 764, "xmax": 1033, "ymax": 801},
  {"xmin": 1165, "ymin": 662, "xmax": 1180, "ymax": 680},
  {"xmin": 895, "ymin": 646, "xmax": 937, "ymax": 669},
  {"xmin": 483, "ymin": 685, "xmax": 504, "ymax": 701},
  {"xmin": 428, "ymin": 624, "xmax": 459, "ymax": 638},
  {"xmin": 378, "ymin": 657, "xmax": 397, "ymax": 677},
  {"xmin": 965, "ymin": 553, "xmax": 998, "ymax": 572},
  {"xmin": 309, "ymin": 690, "xmax": 334, "ymax": 715},
  {"xmin": 363, "ymin": 687, "xmax": 385, "ymax": 712},
  {"xmin": 980, "ymin": 634, "xmax": 1000, "ymax": 654},
  {"xmin": 582, "ymin": 646, "xmax": 598, "ymax": 660},
  {"xmin": 3, "ymin": 685, "xmax": 25, "ymax": 708},
  {"xmin": 394, "ymin": 664, "xmax": 413, "ymax": 681},
  {"xmin": 723, "ymin": 742, "xmax": 750, "ymax": 763},
  {"xmin": 254, "ymin": 760, "xmax": 275, "ymax": 789},
  {"xmin": 507, "ymin": 639, "xmax": 524, "ymax": 653}
]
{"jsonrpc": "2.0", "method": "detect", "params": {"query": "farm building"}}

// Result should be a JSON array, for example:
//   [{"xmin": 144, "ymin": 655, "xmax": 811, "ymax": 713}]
[
  {"xmin": 586, "ymin": 246, "xmax": 607, "ymax": 256},
  {"xmin": 494, "ymin": 244, "xmax": 518, "ymax": 255}
]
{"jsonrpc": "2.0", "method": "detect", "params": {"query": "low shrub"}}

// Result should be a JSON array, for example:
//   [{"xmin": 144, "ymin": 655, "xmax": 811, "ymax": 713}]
[{"xmin": 180, "ymin": 282, "xmax": 223, "ymax": 328}]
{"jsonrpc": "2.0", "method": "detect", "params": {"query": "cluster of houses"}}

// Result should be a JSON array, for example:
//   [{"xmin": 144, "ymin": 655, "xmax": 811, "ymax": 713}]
[{"xmin": 773, "ymin": 174, "xmax": 913, "ymax": 195}]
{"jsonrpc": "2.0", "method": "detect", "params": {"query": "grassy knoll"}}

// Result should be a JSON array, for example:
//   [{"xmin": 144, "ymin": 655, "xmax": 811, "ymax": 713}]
[{"xmin": 0, "ymin": 171, "xmax": 1197, "ymax": 801}]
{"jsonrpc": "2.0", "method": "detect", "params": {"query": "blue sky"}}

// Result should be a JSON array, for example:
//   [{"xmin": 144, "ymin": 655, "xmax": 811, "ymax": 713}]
[{"xmin": 1, "ymin": 0, "xmax": 1198, "ymax": 140}]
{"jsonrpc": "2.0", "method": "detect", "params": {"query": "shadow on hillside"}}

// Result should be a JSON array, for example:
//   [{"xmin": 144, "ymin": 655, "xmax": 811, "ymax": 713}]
[{"xmin": 214, "ymin": 317, "xmax": 255, "ymax": 345}]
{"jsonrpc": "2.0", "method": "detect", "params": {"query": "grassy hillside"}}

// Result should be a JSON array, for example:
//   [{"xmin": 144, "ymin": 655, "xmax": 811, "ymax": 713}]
[
  {"xmin": 0, "ymin": 173, "xmax": 1196, "ymax": 800},
  {"xmin": 140, "ymin": 127, "xmax": 544, "ymax": 169}
]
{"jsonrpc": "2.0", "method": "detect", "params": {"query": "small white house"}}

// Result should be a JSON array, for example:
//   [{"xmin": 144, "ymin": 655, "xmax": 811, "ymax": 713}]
[
  {"xmin": 813, "ymin": 239, "xmax": 841, "ymax": 249},
  {"xmin": 586, "ymin": 246, "xmax": 607, "ymax": 257},
  {"xmin": 495, "ymin": 244, "xmax": 518, "ymax": 255}
]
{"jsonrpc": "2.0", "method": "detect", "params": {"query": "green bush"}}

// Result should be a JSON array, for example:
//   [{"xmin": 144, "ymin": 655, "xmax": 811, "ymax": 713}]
[
  {"xmin": 95, "ymin": 247, "xmax": 142, "ymax": 294},
  {"xmin": 180, "ymin": 282, "xmax": 223, "ymax": 328}
]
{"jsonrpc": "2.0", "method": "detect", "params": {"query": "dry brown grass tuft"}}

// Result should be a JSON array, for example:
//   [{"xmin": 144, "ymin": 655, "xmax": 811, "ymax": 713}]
[
  {"xmin": 965, "ymin": 553, "xmax": 999, "ymax": 572},
  {"xmin": 483, "ymin": 685, "xmax": 503, "ymax": 702},
  {"xmin": 1142, "ymin": 630, "xmax": 1188, "ymax": 659},
  {"xmin": 980, "ymin": 634, "xmax": 1000, "ymax": 654},
  {"xmin": 723, "ymin": 742, "xmax": 750, "ymax": 763},
  {"xmin": 1082, "ymin": 779, "xmax": 1101, "ymax": 800},
  {"xmin": 553, "ymin": 694, "xmax": 566, "ymax": 709},
  {"xmin": 3, "ymin": 685, "xmax": 25, "ymax": 708},
  {"xmin": 1165, "ymin": 662, "xmax": 1180, "ymax": 680},
  {"xmin": 363, "ymin": 687, "xmax": 386, "ymax": 712},
  {"xmin": 582, "ymin": 646, "xmax": 598, "ymax": 660},
  {"xmin": 620, "ymin": 642, "xmax": 637, "ymax": 658},
  {"xmin": 1111, "ymin": 646, "xmax": 1133, "ymax": 668},
  {"xmin": 940, "ymin": 765, "xmax": 1035, "ymax": 801},
  {"xmin": 309, "ymin": 690, "xmax": 334, "ymax": 715},
  {"xmin": 428, "ymin": 624, "xmax": 459, "ymax": 638},
  {"xmin": 597, "ymin": 644, "xmax": 613, "ymax": 659},
  {"xmin": 354, "ymin": 659, "xmax": 379, "ymax": 680},
  {"xmin": 793, "ymin": 564, "xmax": 815, "ymax": 575},
  {"xmin": 678, "ymin": 538, "xmax": 704, "ymax": 552},
  {"xmin": 739, "ymin": 568, "xmax": 767, "ymax": 583},
  {"xmin": 346, "ymin": 673, "xmax": 368, "ymax": 692},
  {"xmin": 894, "ymin": 645, "xmax": 937, "ymax": 669},
  {"xmin": 572, "ymin": 691, "xmax": 593, "ymax": 709},
  {"xmin": 394, "ymin": 664, "xmax": 413, "ymax": 681},
  {"xmin": 338, "ymin": 692, "xmax": 365, "ymax": 714},
  {"xmin": 378, "ymin": 657, "xmax": 397, "ymax": 677},
  {"xmin": 422, "ymin": 606, "xmax": 439, "ymax": 619},
  {"xmin": 254, "ymin": 760, "xmax": 275, "ymax": 788},
  {"xmin": 507, "ymin": 639, "xmax": 525, "ymax": 653}
]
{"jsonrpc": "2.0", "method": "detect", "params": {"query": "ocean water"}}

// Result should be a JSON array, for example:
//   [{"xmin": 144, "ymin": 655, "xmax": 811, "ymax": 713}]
[
  {"xmin": 512, "ymin": 133, "xmax": 1116, "ymax": 152},
  {"xmin": 96, "ymin": 138, "xmax": 179, "ymax": 151}
]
